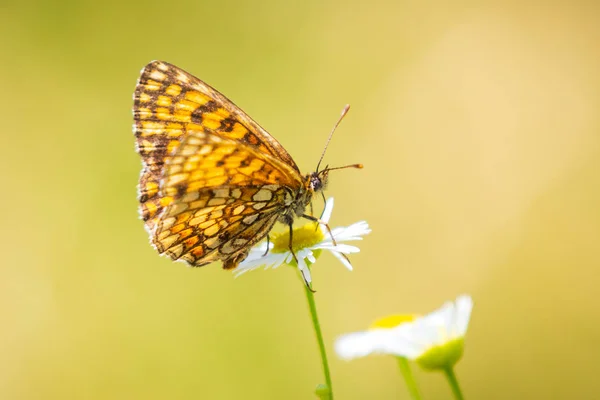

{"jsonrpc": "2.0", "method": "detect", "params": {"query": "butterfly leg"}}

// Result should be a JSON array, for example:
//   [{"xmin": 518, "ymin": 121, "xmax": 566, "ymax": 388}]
[
  {"xmin": 300, "ymin": 213, "xmax": 352, "ymax": 269},
  {"xmin": 310, "ymin": 192, "xmax": 327, "ymax": 233},
  {"xmin": 309, "ymin": 201, "xmax": 320, "ymax": 233},
  {"xmin": 288, "ymin": 223, "xmax": 299, "ymax": 263},
  {"xmin": 263, "ymin": 234, "xmax": 271, "ymax": 256},
  {"xmin": 301, "ymin": 214, "xmax": 337, "ymax": 246},
  {"xmin": 302, "ymin": 272, "xmax": 315, "ymax": 293},
  {"xmin": 288, "ymin": 222, "xmax": 316, "ymax": 292}
]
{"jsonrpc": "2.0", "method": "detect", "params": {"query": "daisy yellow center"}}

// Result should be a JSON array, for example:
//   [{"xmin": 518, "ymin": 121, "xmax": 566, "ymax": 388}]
[
  {"xmin": 416, "ymin": 338, "xmax": 464, "ymax": 370},
  {"xmin": 369, "ymin": 314, "xmax": 418, "ymax": 330},
  {"xmin": 271, "ymin": 223, "xmax": 325, "ymax": 254}
]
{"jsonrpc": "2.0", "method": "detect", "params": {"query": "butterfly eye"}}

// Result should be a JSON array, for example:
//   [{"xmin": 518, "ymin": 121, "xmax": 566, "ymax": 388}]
[{"xmin": 309, "ymin": 173, "xmax": 325, "ymax": 192}]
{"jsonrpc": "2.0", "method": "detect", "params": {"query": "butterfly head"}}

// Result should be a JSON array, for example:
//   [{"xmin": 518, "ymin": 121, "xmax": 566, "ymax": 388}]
[
  {"xmin": 307, "ymin": 164, "xmax": 363, "ymax": 195},
  {"xmin": 307, "ymin": 170, "xmax": 329, "ymax": 193}
]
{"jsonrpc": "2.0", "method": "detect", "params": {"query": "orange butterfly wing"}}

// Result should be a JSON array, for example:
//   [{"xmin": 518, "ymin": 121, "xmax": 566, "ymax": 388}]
[{"xmin": 133, "ymin": 61, "xmax": 305, "ymax": 268}]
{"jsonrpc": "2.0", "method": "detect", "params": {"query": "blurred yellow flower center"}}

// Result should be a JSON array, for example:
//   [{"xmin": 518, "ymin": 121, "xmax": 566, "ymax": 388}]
[
  {"xmin": 416, "ymin": 338, "xmax": 464, "ymax": 370},
  {"xmin": 370, "ymin": 314, "xmax": 418, "ymax": 329},
  {"xmin": 271, "ymin": 223, "xmax": 325, "ymax": 253}
]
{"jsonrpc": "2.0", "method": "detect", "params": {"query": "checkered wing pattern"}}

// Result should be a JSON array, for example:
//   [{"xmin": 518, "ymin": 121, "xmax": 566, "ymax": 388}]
[{"xmin": 133, "ymin": 61, "xmax": 304, "ymax": 268}]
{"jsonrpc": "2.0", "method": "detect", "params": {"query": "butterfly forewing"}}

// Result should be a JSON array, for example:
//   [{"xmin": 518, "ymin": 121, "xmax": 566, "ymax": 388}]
[{"xmin": 133, "ymin": 60, "xmax": 304, "ymax": 268}]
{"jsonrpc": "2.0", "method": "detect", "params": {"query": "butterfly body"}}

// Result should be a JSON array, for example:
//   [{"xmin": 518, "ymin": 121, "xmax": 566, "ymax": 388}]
[{"xmin": 133, "ymin": 61, "xmax": 330, "ymax": 270}]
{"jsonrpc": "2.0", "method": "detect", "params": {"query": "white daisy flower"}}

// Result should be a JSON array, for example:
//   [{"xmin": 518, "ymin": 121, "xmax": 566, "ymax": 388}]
[
  {"xmin": 235, "ymin": 197, "xmax": 371, "ymax": 284},
  {"xmin": 335, "ymin": 295, "xmax": 473, "ymax": 370}
]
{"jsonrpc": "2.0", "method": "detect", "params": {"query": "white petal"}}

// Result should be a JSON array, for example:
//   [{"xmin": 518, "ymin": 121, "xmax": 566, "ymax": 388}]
[
  {"xmin": 297, "ymin": 248, "xmax": 312, "ymax": 261},
  {"xmin": 388, "ymin": 341, "xmax": 425, "ymax": 359},
  {"xmin": 320, "ymin": 197, "xmax": 335, "ymax": 224},
  {"xmin": 331, "ymin": 221, "xmax": 371, "ymax": 242},
  {"xmin": 330, "ymin": 251, "xmax": 354, "ymax": 271},
  {"xmin": 296, "ymin": 249, "xmax": 312, "ymax": 283},
  {"xmin": 416, "ymin": 301, "xmax": 453, "ymax": 344},
  {"xmin": 235, "ymin": 249, "xmax": 288, "ymax": 276},
  {"xmin": 335, "ymin": 325, "xmax": 433, "ymax": 360},
  {"xmin": 301, "ymin": 269, "xmax": 312, "ymax": 283},
  {"xmin": 455, "ymin": 295, "xmax": 473, "ymax": 336},
  {"xmin": 265, "ymin": 253, "xmax": 290, "ymax": 270},
  {"xmin": 334, "ymin": 329, "xmax": 398, "ymax": 360},
  {"xmin": 239, "ymin": 242, "xmax": 271, "ymax": 261},
  {"xmin": 314, "ymin": 243, "xmax": 360, "ymax": 254},
  {"xmin": 285, "ymin": 252, "xmax": 295, "ymax": 264},
  {"xmin": 441, "ymin": 302, "xmax": 457, "ymax": 339},
  {"xmin": 306, "ymin": 251, "xmax": 317, "ymax": 264},
  {"xmin": 423, "ymin": 301, "xmax": 453, "ymax": 326},
  {"xmin": 415, "ymin": 316, "xmax": 446, "ymax": 347},
  {"xmin": 386, "ymin": 325, "xmax": 429, "ymax": 358},
  {"xmin": 396, "ymin": 295, "xmax": 474, "ymax": 354}
]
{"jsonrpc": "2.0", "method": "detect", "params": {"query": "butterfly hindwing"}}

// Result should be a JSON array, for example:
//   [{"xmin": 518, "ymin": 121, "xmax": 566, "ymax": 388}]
[
  {"xmin": 154, "ymin": 193, "xmax": 283, "ymax": 267},
  {"xmin": 151, "ymin": 130, "xmax": 299, "ymax": 266}
]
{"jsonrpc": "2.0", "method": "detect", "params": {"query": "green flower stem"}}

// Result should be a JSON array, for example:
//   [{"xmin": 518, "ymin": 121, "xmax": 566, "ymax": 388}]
[
  {"xmin": 443, "ymin": 367, "xmax": 465, "ymax": 400},
  {"xmin": 396, "ymin": 357, "xmax": 422, "ymax": 400},
  {"xmin": 304, "ymin": 281, "xmax": 333, "ymax": 400}
]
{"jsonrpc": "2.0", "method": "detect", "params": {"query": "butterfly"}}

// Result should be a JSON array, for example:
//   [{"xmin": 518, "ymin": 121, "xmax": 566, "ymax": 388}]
[{"xmin": 133, "ymin": 61, "xmax": 361, "ymax": 271}]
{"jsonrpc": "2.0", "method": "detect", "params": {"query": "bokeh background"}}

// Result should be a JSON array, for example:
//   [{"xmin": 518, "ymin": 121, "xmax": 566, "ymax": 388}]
[{"xmin": 2, "ymin": 1, "xmax": 600, "ymax": 399}]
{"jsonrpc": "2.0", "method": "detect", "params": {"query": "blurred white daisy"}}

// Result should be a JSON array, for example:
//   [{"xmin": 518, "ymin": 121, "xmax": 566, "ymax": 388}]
[
  {"xmin": 235, "ymin": 197, "xmax": 371, "ymax": 284},
  {"xmin": 335, "ymin": 295, "xmax": 473, "ymax": 370}
]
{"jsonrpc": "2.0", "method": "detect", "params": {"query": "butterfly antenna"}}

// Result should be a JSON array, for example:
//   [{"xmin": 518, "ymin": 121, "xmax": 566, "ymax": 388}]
[
  {"xmin": 315, "ymin": 104, "xmax": 351, "ymax": 173},
  {"xmin": 322, "ymin": 163, "xmax": 363, "ymax": 173}
]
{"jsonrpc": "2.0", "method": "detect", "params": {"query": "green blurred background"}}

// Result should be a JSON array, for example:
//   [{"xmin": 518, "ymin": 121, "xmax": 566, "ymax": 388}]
[{"xmin": 2, "ymin": 1, "xmax": 600, "ymax": 398}]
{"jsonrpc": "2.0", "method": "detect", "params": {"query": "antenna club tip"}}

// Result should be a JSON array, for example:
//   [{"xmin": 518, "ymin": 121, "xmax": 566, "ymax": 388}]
[{"xmin": 356, "ymin": 163, "xmax": 364, "ymax": 169}]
